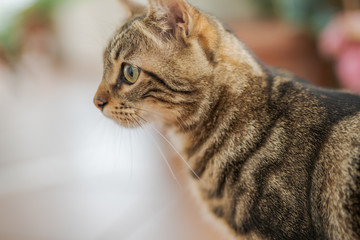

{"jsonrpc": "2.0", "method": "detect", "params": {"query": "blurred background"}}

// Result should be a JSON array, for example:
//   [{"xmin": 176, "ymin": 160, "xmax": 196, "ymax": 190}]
[{"xmin": 0, "ymin": 0, "xmax": 359, "ymax": 239}]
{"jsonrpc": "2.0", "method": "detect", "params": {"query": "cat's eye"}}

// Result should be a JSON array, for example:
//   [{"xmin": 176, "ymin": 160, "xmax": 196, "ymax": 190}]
[{"xmin": 123, "ymin": 63, "xmax": 140, "ymax": 85}]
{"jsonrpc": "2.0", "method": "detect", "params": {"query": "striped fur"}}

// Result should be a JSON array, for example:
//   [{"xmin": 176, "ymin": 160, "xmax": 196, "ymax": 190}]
[{"xmin": 94, "ymin": 0, "xmax": 360, "ymax": 239}]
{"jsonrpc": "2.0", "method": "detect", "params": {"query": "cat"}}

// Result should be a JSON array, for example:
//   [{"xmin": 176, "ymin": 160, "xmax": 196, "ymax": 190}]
[{"xmin": 93, "ymin": 0, "xmax": 360, "ymax": 239}]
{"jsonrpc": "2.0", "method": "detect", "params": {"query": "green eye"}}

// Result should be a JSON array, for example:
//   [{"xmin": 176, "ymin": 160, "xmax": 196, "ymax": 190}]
[{"xmin": 123, "ymin": 64, "xmax": 140, "ymax": 84}]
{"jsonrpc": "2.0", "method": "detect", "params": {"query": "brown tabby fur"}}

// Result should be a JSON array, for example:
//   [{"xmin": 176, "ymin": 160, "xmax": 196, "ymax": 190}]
[{"xmin": 94, "ymin": 0, "xmax": 360, "ymax": 239}]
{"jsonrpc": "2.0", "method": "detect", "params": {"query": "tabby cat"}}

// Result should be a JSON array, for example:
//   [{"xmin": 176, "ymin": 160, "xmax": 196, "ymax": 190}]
[{"xmin": 93, "ymin": 0, "xmax": 360, "ymax": 239}]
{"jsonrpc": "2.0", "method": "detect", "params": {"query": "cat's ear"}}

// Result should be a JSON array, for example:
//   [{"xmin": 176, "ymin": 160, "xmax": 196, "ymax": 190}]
[
  {"xmin": 147, "ymin": 0, "xmax": 199, "ymax": 38},
  {"xmin": 119, "ymin": 0, "xmax": 146, "ymax": 17}
]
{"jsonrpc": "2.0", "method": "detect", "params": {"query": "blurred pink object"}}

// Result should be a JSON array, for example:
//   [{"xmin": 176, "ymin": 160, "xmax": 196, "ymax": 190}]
[
  {"xmin": 337, "ymin": 44, "xmax": 360, "ymax": 93},
  {"xmin": 319, "ymin": 17, "xmax": 347, "ymax": 58},
  {"xmin": 319, "ymin": 11, "xmax": 360, "ymax": 93}
]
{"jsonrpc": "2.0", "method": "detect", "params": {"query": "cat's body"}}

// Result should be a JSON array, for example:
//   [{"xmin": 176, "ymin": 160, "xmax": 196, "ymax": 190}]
[
  {"xmin": 94, "ymin": 0, "xmax": 360, "ymax": 239},
  {"xmin": 184, "ymin": 70, "xmax": 360, "ymax": 239}
]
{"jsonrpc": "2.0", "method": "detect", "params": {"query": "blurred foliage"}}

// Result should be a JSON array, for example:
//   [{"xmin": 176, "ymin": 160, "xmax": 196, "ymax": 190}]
[
  {"xmin": 0, "ymin": 0, "xmax": 347, "ymax": 64},
  {"xmin": 251, "ymin": 0, "xmax": 343, "ymax": 35},
  {"xmin": 0, "ymin": 0, "xmax": 71, "ymax": 61}
]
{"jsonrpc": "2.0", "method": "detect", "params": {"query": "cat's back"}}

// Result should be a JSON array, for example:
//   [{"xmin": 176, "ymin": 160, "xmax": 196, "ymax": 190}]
[
  {"xmin": 313, "ymin": 89, "xmax": 360, "ymax": 239},
  {"xmin": 269, "ymin": 70, "xmax": 360, "ymax": 128},
  {"xmin": 272, "ymin": 73, "xmax": 360, "ymax": 239}
]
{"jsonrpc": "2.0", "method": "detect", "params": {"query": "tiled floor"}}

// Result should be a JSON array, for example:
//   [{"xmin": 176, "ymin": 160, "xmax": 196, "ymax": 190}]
[{"xmin": 0, "ymin": 64, "xmax": 229, "ymax": 240}]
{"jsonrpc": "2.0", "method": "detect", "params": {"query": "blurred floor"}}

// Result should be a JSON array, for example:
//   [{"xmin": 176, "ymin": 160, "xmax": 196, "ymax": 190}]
[{"xmin": 0, "ymin": 60, "xmax": 229, "ymax": 240}]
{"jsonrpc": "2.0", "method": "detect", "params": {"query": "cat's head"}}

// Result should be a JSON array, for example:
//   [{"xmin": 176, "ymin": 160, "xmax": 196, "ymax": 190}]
[{"xmin": 94, "ymin": 0, "xmax": 263, "ymax": 129}]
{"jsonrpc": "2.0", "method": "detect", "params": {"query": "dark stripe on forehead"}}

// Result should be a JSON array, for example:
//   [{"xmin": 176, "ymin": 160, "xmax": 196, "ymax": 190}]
[
  {"xmin": 113, "ymin": 14, "xmax": 146, "ymax": 61},
  {"xmin": 115, "ymin": 47, "xmax": 121, "ymax": 61},
  {"xmin": 114, "ymin": 41, "xmax": 134, "ymax": 61}
]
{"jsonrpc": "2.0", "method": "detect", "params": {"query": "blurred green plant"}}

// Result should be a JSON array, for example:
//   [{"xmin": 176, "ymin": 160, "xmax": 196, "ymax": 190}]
[
  {"xmin": 0, "ymin": 0, "xmax": 71, "ymax": 63},
  {"xmin": 251, "ymin": 0, "xmax": 343, "ymax": 35}
]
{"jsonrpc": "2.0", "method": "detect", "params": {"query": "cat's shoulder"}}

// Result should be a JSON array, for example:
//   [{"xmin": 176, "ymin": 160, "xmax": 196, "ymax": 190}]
[
  {"xmin": 267, "ymin": 67, "xmax": 360, "ymax": 124},
  {"xmin": 270, "ymin": 67, "xmax": 360, "ymax": 106}
]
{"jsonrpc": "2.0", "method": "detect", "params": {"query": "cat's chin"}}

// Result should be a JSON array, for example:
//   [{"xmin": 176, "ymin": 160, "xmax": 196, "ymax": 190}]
[
  {"xmin": 113, "ymin": 118, "xmax": 142, "ymax": 129},
  {"xmin": 101, "ymin": 107, "xmax": 144, "ymax": 129}
]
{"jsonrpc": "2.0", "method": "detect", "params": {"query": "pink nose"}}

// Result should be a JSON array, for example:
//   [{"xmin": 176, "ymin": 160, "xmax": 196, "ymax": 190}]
[{"xmin": 94, "ymin": 97, "xmax": 108, "ymax": 111}]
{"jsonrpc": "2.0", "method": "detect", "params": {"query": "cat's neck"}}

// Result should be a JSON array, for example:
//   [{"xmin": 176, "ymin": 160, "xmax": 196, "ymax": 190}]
[
  {"xmin": 180, "ymin": 55, "xmax": 271, "ymax": 171},
  {"xmin": 168, "ymin": 28, "xmax": 271, "ymax": 170},
  {"xmin": 215, "ymin": 27, "xmax": 265, "ymax": 79}
]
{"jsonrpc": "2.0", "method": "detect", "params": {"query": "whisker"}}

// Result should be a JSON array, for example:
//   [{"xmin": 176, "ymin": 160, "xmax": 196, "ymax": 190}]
[
  {"xmin": 114, "ymin": 122, "xmax": 123, "ymax": 172},
  {"xmin": 147, "ymin": 124, "xmax": 200, "ymax": 180},
  {"xmin": 132, "ymin": 106, "xmax": 169, "ymax": 121},
  {"xmin": 124, "ymin": 118, "xmax": 134, "ymax": 178},
  {"xmin": 132, "ymin": 106, "xmax": 196, "ymax": 143},
  {"xmin": 78, "ymin": 115, "xmax": 107, "ymax": 151},
  {"xmin": 132, "ymin": 112, "xmax": 200, "ymax": 180},
  {"xmin": 129, "ymin": 125, "xmax": 134, "ymax": 179},
  {"xmin": 132, "ymin": 115, "xmax": 181, "ymax": 186}
]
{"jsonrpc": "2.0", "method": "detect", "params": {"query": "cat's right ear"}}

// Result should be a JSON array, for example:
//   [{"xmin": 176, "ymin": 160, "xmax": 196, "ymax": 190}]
[
  {"xmin": 146, "ymin": 0, "xmax": 198, "ymax": 39},
  {"xmin": 118, "ymin": 0, "xmax": 146, "ymax": 18}
]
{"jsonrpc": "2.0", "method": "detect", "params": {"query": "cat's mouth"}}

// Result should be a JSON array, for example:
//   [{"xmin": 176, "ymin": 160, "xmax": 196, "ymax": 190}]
[{"xmin": 103, "ymin": 105, "xmax": 144, "ymax": 128}]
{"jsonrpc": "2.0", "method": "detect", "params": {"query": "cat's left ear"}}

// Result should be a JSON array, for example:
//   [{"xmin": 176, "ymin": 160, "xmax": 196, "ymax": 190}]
[
  {"xmin": 119, "ymin": 0, "xmax": 146, "ymax": 17},
  {"xmin": 147, "ymin": 0, "xmax": 200, "ymax": 38}
]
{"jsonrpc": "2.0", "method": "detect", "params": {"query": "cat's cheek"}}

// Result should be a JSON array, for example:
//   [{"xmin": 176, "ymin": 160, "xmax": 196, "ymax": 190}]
[{"xmin": 142, "ymin": 110, "xmax": 160, "ymax": 123}]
